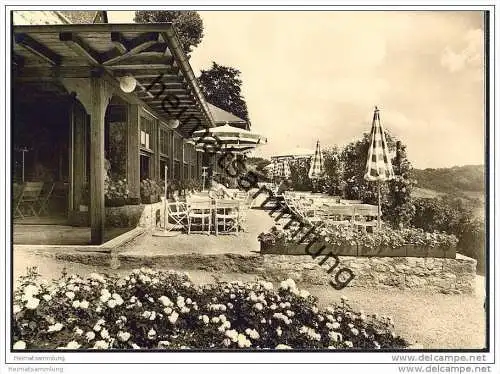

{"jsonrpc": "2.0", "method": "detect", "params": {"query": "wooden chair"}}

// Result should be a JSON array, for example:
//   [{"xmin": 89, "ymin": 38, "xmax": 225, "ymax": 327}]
[
  {"xmin": 15, "ymin": 182, "xmax": 43, "ymax": 218},
  {"xmin": 37, "ymin": 182, "xmax": 55, "ymax": 216},
  {"xmin": 214, "ymin": 199, "xmax": 240, "ymax": 235},
  {"xmin": 167, "ymin": 201, "xmax": 188, "ymax": 231},
  {"xmin": 353, "ymin": 205, "xmax": 379, "ymax": 232},
  {"xmin": 13, "ymin": 183, "xmax": 25, "ymax": 218},
  {"xmin": 187, "ymin": 200, "xmax": 213, "ymax": 235}
]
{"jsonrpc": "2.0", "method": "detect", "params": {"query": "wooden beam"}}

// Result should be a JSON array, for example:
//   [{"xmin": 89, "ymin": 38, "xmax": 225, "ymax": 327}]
[
  {"xmin": 106, "ymin": 64, "xmax": 175, "ymax": 71},
  {"xmin": 89, "ymin": 77, "xmax": 107, "ymax": 244},
  {"xmin": 135, "ymin": 82, "xmax": 187, "ymax": 93},
  {"xmin": 135, "ymin": 81, "xmax": 154, "ymax": 99},
  {"xmin": 128, "ymin": 74, "xmax": 182, "ymax": 81},
  {"xmin": 15, "ymin": 66, "xmax": 95, "ymax": 80},
  {"xmin": 143, "ymin": 43, "xmax": 170, "ymax": 53},
  {"xmin": 110, "ymin": 31, "xmax": 127, "ymax": 53},
  {"xmin": 103, "ymin": 32, "xmax": 162, "ymax": 65},
  {"xmin": 127, "ymin": 105, "xmax": 140, "ymax": 200},
  {"xmin": 14, "ymin": 33, "xmax": 61, "ymax": 65},
  {"xmin": 59, "ymin": 32, "xmax": 102, "ymax": 65},
  {"xmin": 139, "ymin": 88, "xmax": 190, "ymax": 97}
]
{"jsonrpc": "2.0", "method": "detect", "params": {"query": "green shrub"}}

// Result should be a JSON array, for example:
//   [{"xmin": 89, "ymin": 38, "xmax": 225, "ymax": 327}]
[
  {"xmin": 457, "ymin": 219, "xmax": 485, "ymax": 274},
  {"xmin": 412, "ymin": 197, "xmax": 485, "ymax": 272}
]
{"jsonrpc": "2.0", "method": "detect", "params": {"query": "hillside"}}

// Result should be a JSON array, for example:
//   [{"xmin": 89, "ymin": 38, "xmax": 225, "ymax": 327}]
[
  {"xmin": 411, "ymin": 165, "xmax": 486, "ymax": 221},
  {"xmin": 411, "ymin": 165, "xmax": 485, "ymax": 196}
]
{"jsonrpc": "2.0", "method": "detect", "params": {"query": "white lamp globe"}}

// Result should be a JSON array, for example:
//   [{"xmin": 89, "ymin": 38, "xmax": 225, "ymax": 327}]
[
  {"xmin": 119, "ymin": 75, "xmax": 137, "ymax": 93},
  {"xmin": 167, "ymin": 119, "xmax": 180, "ymax": 129}
]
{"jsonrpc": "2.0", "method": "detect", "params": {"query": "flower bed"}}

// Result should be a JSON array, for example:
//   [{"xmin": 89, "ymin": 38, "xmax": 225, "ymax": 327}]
[
  {"xmin": 12, "ymin": 268, "xmax": 408, "ymax": 350},
  {"xmin": 258, "ymin": 225, "xmax": 457, "ymax": 258}
]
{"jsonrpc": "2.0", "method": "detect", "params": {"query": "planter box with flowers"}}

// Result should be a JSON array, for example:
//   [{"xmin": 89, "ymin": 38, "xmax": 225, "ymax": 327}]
[
  {"xmin": 140, "ymin": 179, "xmax": 162, "ymax": 204},
  {"xmin": 105, "ymin": 178, "xmax": 129, "ymax": 207},
  {"xmin": 69, "ymin": 178, "xmax": 153, "ymax": 228},
  {"xmin": 259, "ymin": 224, "xmax": 457, "ymax": 259},
  {"xmin": 12, "ymin": 267, "xmax": 409, "ymax": 350}
]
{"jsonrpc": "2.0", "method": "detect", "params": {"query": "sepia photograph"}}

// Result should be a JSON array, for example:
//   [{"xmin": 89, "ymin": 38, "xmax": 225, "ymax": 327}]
[{"xmin": 2, "ymin": 3, "xmax": 497, "ymax": 372}]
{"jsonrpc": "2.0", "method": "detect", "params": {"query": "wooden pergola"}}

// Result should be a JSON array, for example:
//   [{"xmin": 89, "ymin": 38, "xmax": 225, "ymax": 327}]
[{"xmin": 12, "ymin": 23, "xmax": 215, "ymax": 244}]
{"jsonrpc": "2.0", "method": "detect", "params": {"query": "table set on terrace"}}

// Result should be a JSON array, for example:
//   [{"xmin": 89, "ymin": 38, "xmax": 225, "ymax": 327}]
[
  {"xmin": 281, "ymin": 191, "xmax": 379, "ymax": 232},
  {"xmin": 269, "ymin": 107, "xmax": 395, "ymax": 233},
  {"xmin": 164, "ymin": 190, "xmax": 254, "ymax": 236}
]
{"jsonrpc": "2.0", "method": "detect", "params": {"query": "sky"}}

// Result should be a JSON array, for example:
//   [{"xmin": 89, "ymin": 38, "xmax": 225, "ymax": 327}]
[{"xmin": 109, "ymin": 10, "xmax": 485, "ymax": 169}]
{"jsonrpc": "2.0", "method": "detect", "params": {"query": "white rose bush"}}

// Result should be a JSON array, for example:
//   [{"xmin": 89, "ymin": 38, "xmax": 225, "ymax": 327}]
[{"xmin": 13, "ymin": 267, "xmax": 408, "ymax": 350}]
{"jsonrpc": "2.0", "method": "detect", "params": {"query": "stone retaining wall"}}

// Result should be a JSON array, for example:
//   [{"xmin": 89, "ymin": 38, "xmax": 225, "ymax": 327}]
[
  {"xmin": 112, "ymin": 251, "xmax": 477, "ymax": 294},
  {"xmin": 260, "ymin": 253, "xmax": 477, "ymax": 294}
]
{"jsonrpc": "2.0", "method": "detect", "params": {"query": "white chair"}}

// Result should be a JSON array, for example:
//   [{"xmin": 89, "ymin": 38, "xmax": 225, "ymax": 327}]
[
  {"xmin": 214, "ymin": 199, "xmax": 240, "ymax": 235},
  {"xmin": 166, "ymin": 201, "xmax": 188, "ymax": 231},
  {"xmin": 353, "ymin": 205, "xmax": 379, "ymax": 232},
  {"xmin": 187, "ymin": 200, "xmax": 213, "ymax": 235},
  {"xmin": 320, "ymin": 205, "xmax": 355, "ymax": 227}
]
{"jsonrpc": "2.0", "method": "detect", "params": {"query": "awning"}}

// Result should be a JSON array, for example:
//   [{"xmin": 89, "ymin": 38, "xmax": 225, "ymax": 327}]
[
  {"xmin": 12, "ymin": 23, "xmax": 214, "ymax": 137},
  {"xmin": 271, "ymin": 147, "xmax": 315, "ymax": 161},
  {"xmin": 191, "ymin": 123, "xmax": 267, "ymax": 153}
]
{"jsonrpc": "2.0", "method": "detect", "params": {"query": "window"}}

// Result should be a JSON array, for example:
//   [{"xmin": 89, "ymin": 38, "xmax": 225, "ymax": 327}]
[
  {"xmin": 174, "ymin": 160, "xmax": 181, "ymax": 180},
  {"xmin": 140, "ymin": 154, "xmax": 151, "ymax": 180},
  {"xmin": 140, "ymin": 116, "xmax": 154, "ymax": 150},
  {"xmin": 159, "ymin": 128, "xmax": 170, "ymax": 156},
  {"xmin": 174, "ymin": 135, "xmax": 183, "ymax": 161},
  {"xmin": 160, "ymin": 158, "xmax": 169, "ymax": 180}
]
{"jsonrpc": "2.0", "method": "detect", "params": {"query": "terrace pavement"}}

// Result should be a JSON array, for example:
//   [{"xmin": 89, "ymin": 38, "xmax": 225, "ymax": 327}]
[{"xmin": 118, "ymin": 208, "xmax": 277, "ymax": 257}]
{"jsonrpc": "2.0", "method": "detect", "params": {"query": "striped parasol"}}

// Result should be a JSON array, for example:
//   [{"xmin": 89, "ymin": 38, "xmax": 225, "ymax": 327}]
[
  {"xmin": 308, "ymin": 140, "xmax": 325, "ymax": 180},
  {"xmin": 364, "ymin": 106, "xmax": 395, "ymax": 228}
]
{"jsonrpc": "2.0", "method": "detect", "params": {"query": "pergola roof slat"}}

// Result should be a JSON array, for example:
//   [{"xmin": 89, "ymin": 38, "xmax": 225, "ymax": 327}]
[
  {"xmin": 59, "ymin": 31, "xmax": 102, "ymax": 65},
  {"xmin": 14, "ymin": 33, "xmax": 62, "ymax": 65},
  {"xmin": 13, "ymin": 23, "xmax": 215, "ymax": 135}
]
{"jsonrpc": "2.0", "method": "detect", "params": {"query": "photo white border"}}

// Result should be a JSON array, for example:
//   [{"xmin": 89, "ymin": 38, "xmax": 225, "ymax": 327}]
[{"xmin": 0, "ymin": 1, "xmax": 497, "ymax": 370}]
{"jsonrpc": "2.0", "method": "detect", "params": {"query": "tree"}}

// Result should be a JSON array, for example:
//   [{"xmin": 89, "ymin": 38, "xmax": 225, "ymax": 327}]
[
  {"xmin": 246, "ymin": 157, "xmax": 271, "ymax": 173},
  {"xmin": 322, "ymin": 146, "xmax": 344, "ymax": 196},
  {"xmin": 289, "ymin": 159, "xmax": 312, "ymax": 191},
  {"xmin": 385, "ymin": 141, "xmax": 416, "ymax": 228},
  {"xmin": 341, "ymin": 131, "xmax": 397, "ymax": 203},
  {"xmin": 134, "ymin": 11, "xmax": 204, "ymax": 55},
  {"xmin": 198, "ymin": 62, "xmax": 250, "ymax": 123}
]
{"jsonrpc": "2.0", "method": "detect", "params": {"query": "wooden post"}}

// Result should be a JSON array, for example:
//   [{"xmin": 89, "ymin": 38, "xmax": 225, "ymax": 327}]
[
  {"xmin": 89, "ymin": 77, "xmax": 107, "ymax": 244},
  {"xmin": 72, "ymin": 104, "xmax": 86, "ymax": 210},
  {"xmin": 154, "ymin": 119, "xmax": 160, "ymax": 181},
  {"xmin": 68, "ymin": 100, "xmax": 75, "ymax": 213},
  {"xmin": 127, "ymin": 104, "xmax": 140, "ymax": 201}
]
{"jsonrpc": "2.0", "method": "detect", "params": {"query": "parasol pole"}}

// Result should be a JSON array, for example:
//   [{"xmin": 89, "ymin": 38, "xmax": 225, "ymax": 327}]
[
  {"xmin": 20, "ymin": 147, "xmax": 29, "ymax": 183},
  {"xmin": 202, "ymin": 166, "xmax": 208, "ymax": 191},
  {"xmin": 152, "ymin": 165, "xmax": 180, "ymax": 237},
  {"xmin": 377, "ymin": 181, "xmax": 381, "ymax": 229}
]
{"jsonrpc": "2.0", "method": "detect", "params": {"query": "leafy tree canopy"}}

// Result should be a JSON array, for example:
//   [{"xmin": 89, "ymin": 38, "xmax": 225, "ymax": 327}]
[
  {"xmin": 198, "ymin": 62, "xmax": 250, "ymax": 124},
  {"xmin": 134, "ymin": 11, "xmax": 204, "ymax": 55}
]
